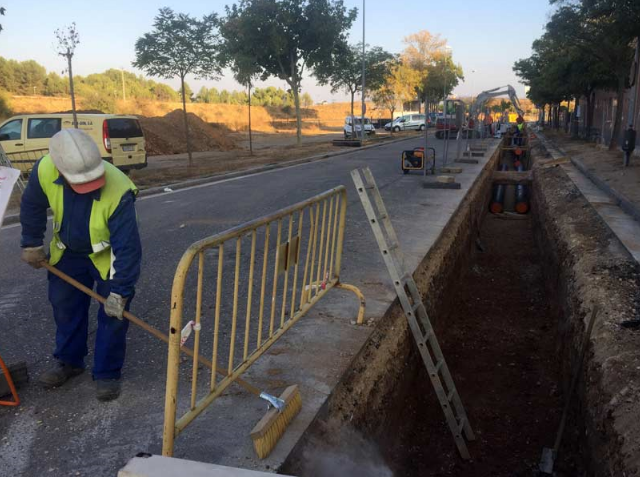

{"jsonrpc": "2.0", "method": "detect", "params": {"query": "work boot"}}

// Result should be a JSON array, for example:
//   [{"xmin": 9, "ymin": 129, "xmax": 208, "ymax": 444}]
[
  {"xmin": 39, "ymin": 362, "xmax": 84, "ymax": 388},
  {"xmin": 96, "ymin": 379, "xmax": 121, "ymax": 402}
]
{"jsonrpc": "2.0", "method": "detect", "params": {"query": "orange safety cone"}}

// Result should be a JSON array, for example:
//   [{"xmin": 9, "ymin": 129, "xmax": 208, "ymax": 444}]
[{"xmin": 0, "ymin": 354, "xmax": 20, "ymax": 407}]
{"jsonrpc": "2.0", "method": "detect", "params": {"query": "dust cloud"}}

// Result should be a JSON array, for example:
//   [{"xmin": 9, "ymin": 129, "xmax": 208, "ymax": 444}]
[{"xmin": 298, "ymin": 423, "xmax": 392, "ymax": 476}]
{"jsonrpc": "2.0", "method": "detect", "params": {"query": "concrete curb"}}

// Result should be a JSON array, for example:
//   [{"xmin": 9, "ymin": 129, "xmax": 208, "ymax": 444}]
[
  {"xmin": 537, "ymin": 132, "xmax": 640, "ymax": 225},
  {"xmin": 3, "ymin": 134, "xmax": 422, "ymax": 227}
]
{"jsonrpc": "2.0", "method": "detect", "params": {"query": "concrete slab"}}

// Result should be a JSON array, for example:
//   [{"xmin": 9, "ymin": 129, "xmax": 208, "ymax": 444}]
[{"xmin": 118, "ymin": 455, "xmax": 282, "ymax": 477}]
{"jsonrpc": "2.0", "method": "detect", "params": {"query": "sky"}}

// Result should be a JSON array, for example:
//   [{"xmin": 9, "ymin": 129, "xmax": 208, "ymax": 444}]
[{"xmin": 0, "ymin": 0, "xmax": 552, "ymax": 103}]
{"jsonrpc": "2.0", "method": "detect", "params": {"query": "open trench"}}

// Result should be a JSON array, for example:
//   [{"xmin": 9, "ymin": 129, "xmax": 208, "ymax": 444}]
[
  {"xmin": 378, "ymin": 212, "xmax": 570, "ymax": 476},
  {"xmin": 278, "ymin": 138, "xmax": 626, "ymax": 476}
]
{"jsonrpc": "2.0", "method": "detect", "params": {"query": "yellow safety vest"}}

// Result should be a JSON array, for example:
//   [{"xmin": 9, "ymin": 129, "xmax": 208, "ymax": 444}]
[{"xmin": 37, "ymin": 155, "xmax": 138, "ymax": 280}]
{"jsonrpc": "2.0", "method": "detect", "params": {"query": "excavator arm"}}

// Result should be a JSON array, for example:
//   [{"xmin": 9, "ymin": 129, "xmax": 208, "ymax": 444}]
[{"xmin": 470, "ymin": 85, "xmax": 524, "ymax": 119}]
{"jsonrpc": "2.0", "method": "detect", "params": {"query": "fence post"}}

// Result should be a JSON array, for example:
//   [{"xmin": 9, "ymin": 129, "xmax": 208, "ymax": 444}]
[{"xmin": 334, "ymin": 190, "xmax": 348, "ymax": 279}]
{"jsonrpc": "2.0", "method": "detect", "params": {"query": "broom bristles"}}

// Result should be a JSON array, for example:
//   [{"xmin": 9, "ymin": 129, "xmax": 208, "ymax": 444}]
[{"xmin": 251, "ymin": 385, "xmax": 302, "ymax": 459}]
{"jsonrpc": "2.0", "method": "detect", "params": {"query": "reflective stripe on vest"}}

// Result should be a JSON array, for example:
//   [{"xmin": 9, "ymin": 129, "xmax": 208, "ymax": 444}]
[{"xmin": 37, "ymin": 155, "xmax": 138, "ymax": 280}]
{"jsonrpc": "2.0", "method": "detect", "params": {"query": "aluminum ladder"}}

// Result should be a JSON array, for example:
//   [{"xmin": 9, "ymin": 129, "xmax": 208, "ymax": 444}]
[{"xmin": 351, "ymin": 167, "xmax": 475, "ymax": 459}]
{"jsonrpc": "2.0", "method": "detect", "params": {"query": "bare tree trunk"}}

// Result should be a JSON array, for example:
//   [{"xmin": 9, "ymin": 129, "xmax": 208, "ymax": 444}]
[
  {"xmin": 67, "ymin": 54, "xmax": 78, "ymax": 128},
  {"xmin": 292, "ymin": 81, "xmax": 302, "ymax": 144},
  {"xmin": 248, "ymin": 82, "xmax": 253, "ymax": 156},
  {"xmin": 180, "ymin": 75, "xmax": 193, "ymax": 166},
  {"xmin": 609, "ymin": 76, "xmax": 626, "ymax": 150}
]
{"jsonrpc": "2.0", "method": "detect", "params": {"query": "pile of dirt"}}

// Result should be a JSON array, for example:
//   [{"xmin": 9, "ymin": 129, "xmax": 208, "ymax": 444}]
[{"xmin": 138, "ymin": 109, "xmax": 237, "ymax": 156}]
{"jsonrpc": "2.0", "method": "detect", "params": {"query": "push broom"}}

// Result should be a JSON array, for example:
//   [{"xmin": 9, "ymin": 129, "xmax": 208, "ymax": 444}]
[{"xmin": 42, "ymin": 262, "xmax": 301, "ymax": 459}]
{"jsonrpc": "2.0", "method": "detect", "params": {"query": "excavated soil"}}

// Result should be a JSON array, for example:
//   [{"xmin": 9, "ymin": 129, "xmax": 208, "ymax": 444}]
[{"xmin": 138, "ymin": 109, "xmax": 237, "ymax": 155}]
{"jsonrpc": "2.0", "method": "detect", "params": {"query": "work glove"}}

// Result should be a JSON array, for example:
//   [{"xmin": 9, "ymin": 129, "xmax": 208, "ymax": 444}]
[
  {"xmin": 21, "ymin": 246, "xmax": 47, "ymax": 268},
  {"xmin": 104, "ymin": 293, "xmax": 127, "ymax": 320}
]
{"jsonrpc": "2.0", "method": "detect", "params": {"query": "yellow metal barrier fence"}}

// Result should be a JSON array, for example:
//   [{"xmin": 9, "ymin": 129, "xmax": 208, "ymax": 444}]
[
  {"xmin": 7, "ymin": 148, "xmax": 48, "ymax": 175},
  {"xmin": 162, "ymin": 186, "xmax": 365, "ymax": 456}
]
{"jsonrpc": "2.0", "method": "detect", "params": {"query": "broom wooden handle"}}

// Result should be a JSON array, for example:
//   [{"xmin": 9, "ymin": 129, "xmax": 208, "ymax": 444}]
[{"xmin": 42, "ymin": 262, "xmax": 261, "ymax": 396}]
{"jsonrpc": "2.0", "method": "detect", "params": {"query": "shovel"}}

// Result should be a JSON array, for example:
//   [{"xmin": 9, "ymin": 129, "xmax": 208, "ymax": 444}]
[{"xmin": 539, "ymin": 306, "xmax": 599, "ymax": 475}]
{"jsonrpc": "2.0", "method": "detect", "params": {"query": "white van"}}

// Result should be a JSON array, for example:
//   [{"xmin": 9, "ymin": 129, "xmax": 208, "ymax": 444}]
[
  {"xmin": 385, "ymin": 114, "xmax": 426, "ymax": 132},
  {"xmin": 344, "ymin": 116, "xmax": 375, "ymax": 139},
  {"xmin": 0, "ymin": 114, "xmax": 147, "ymax": 174}
]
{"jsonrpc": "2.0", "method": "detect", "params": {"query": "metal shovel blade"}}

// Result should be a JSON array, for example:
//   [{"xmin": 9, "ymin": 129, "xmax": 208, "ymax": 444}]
[{"xmin": 539, "ymin": 447, "xmax": 556, "ymax": 475}]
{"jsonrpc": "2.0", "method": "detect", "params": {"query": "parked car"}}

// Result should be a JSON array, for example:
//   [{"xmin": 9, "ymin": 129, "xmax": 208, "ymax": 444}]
[
  {"xmin": 344, "ymin": 116, "xmax": 375, "ymax": 138},
  {"xmin": 384, "ymin": 114, "xmax": 426, "ymax": 132},
  {"xmin": 0, "ymin": 113, "xmax": 147, "ymax": 174}
]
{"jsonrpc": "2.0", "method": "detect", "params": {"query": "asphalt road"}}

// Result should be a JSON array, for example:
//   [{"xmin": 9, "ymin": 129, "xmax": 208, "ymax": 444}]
[{"xmin": 0, "ymin": 134, "xmax": 493, "ymax": 475}]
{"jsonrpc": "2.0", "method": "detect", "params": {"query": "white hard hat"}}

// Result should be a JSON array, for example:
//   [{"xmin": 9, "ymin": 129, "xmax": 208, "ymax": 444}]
[{"xmin": 49, "ymin": 128, "xmax": 105, "ymax": 193}]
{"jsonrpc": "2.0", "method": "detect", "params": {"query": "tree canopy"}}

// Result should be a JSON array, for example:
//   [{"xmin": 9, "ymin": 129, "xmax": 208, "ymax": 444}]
[
  {"xmin": 134, "ymin": 7, "xmax": 222, "ymax": 164},
  {"xmin": 221, "ymin": 0, "xmax": 357, "ymax": 143},
  {"xmin": 319, "ymin": 43, "xmax": 392, "ymax": 120},
  {"xmin": 514, "ymin": 0, "xmax": 634, "ymax": 148}
]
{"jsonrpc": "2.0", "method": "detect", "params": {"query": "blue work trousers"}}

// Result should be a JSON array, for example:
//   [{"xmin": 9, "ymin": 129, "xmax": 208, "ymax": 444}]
[{"xmin": 48, "ymin": 253, "xmax": 132, "ymax": 380}]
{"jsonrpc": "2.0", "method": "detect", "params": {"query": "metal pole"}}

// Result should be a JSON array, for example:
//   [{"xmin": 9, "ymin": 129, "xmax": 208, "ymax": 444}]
[
  {"xmin": 360, "ymin": 0, "xmax": 366, "ymax": 141},
  {"xmin": 424, "ymin": 94, "xmax": 428, "ymax": 175}
]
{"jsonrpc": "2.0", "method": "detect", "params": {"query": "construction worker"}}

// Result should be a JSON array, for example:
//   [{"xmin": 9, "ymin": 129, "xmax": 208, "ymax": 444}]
[
  {"xmin": 514, "ymin": 116, "xmax": 525, "ymax": 146},
  {"xmin": 484, "ymin": 111, "xmax": 494, "ymax": 137},
  {"xmin": 20, "ymin": 129, "xmax": 141, "ymax": 402}
]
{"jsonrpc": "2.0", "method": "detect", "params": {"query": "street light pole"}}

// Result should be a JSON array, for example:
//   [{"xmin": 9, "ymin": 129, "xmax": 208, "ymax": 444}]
[
  {"xmin": 442, "ymin": 45, "xmax": 452, "ymax": 166},
  {"xmin": 360, "ymin": 0, "xmax": 366, "ymax": 141}
]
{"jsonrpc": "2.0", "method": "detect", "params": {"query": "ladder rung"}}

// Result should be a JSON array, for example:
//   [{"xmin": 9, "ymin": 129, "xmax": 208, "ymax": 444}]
[
  {"xmin": 434, "ymin": 359, "xmax": 444, "ymax": 373},
  {"xmin": 447, "ymin": 388, "xmax": 457, "ymax": 402},
  {"xmin": 379, "ymin": 213, "xmax": 388, "ymax": 220},
  {"xmin": 423, "ymin": 328, "xmax": 434, "ymax": 341},
  {"xmin": 412, "ymin": 302, "xmax": 422, "ymax": 312},
  {"xmin": 363, "ymin": 184, "xmax": 375, "ymax": 190}
]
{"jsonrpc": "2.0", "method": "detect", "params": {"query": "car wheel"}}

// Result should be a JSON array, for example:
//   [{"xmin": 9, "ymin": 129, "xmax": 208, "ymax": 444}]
[
  {"xmin": 393, "ymin": 126, "xmax": 400, "ymax": 132},
  {"xmin": 419, "ymin": 125, "xmax": 425, "ymax": 131}
]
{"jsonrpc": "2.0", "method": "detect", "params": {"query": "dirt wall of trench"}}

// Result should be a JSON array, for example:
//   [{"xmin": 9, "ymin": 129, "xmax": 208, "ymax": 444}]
[{"xmin": 531, "ymin": 150, "xmax": 640, "ymax": 475}]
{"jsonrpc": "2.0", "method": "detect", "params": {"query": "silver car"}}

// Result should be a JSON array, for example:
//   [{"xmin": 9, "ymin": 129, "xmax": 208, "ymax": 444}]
[{"xmin": 385, "ymin": 114, "xmax": 426, "ymax": 132}]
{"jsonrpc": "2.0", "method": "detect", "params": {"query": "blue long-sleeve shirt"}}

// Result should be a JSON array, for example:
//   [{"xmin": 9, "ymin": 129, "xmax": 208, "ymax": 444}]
[{"xmin": 20, "ymin": 160, "xmax": 142, "ymax": 297}]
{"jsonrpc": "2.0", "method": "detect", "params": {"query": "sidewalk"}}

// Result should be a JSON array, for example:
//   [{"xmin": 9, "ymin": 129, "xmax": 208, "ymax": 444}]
[
  {"xmin": 538, "ymin": 130, "xmax": 640, "ymax": 262},
  {"xmin": 542, "ymin": 130, "xmax": 640, "ymax": 222}
]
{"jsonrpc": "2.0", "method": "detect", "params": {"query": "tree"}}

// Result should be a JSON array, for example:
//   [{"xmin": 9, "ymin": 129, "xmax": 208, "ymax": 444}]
[
  {"xmin": 55, "ymin": 23, "xmax": 80, "ymax": 128},
  {"xmin": 301, "ymin": 92, "xmax": 313, "ymax": 107},
  {"xmin": 544, "ymin": 3, "xmax": 635, "ymax": 148},
  {"xmin": 223, "ymin": 0, "xmax": 357, "ymax": 144},
  {"xmin": 134, "ymin": 7, "xmax": 221, "ymax": 165},
  {"xmin": 43, "ymin": 72, "xmax": 67, "ymax": 96},
  {"xmin": 401, "ymin": 30, "xmax": 447, "ymax": 112},
  {"xmin": 318, "ymin": 43, "xmax": 392, "ymax": 125},
  {"xmin": 219, "ymin": 11, "xmax": 264, "ymax": 154},
  {"xmin": 423, "ymin": 53, "xmax": 464, "ymax": 113},
  {"xmin": 372, "ymin": 60, "xmax": 420, "ymax": 134},
  {"xmin": 0, "ymin": 7, "xmax": 6, "ymax": 34}
]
